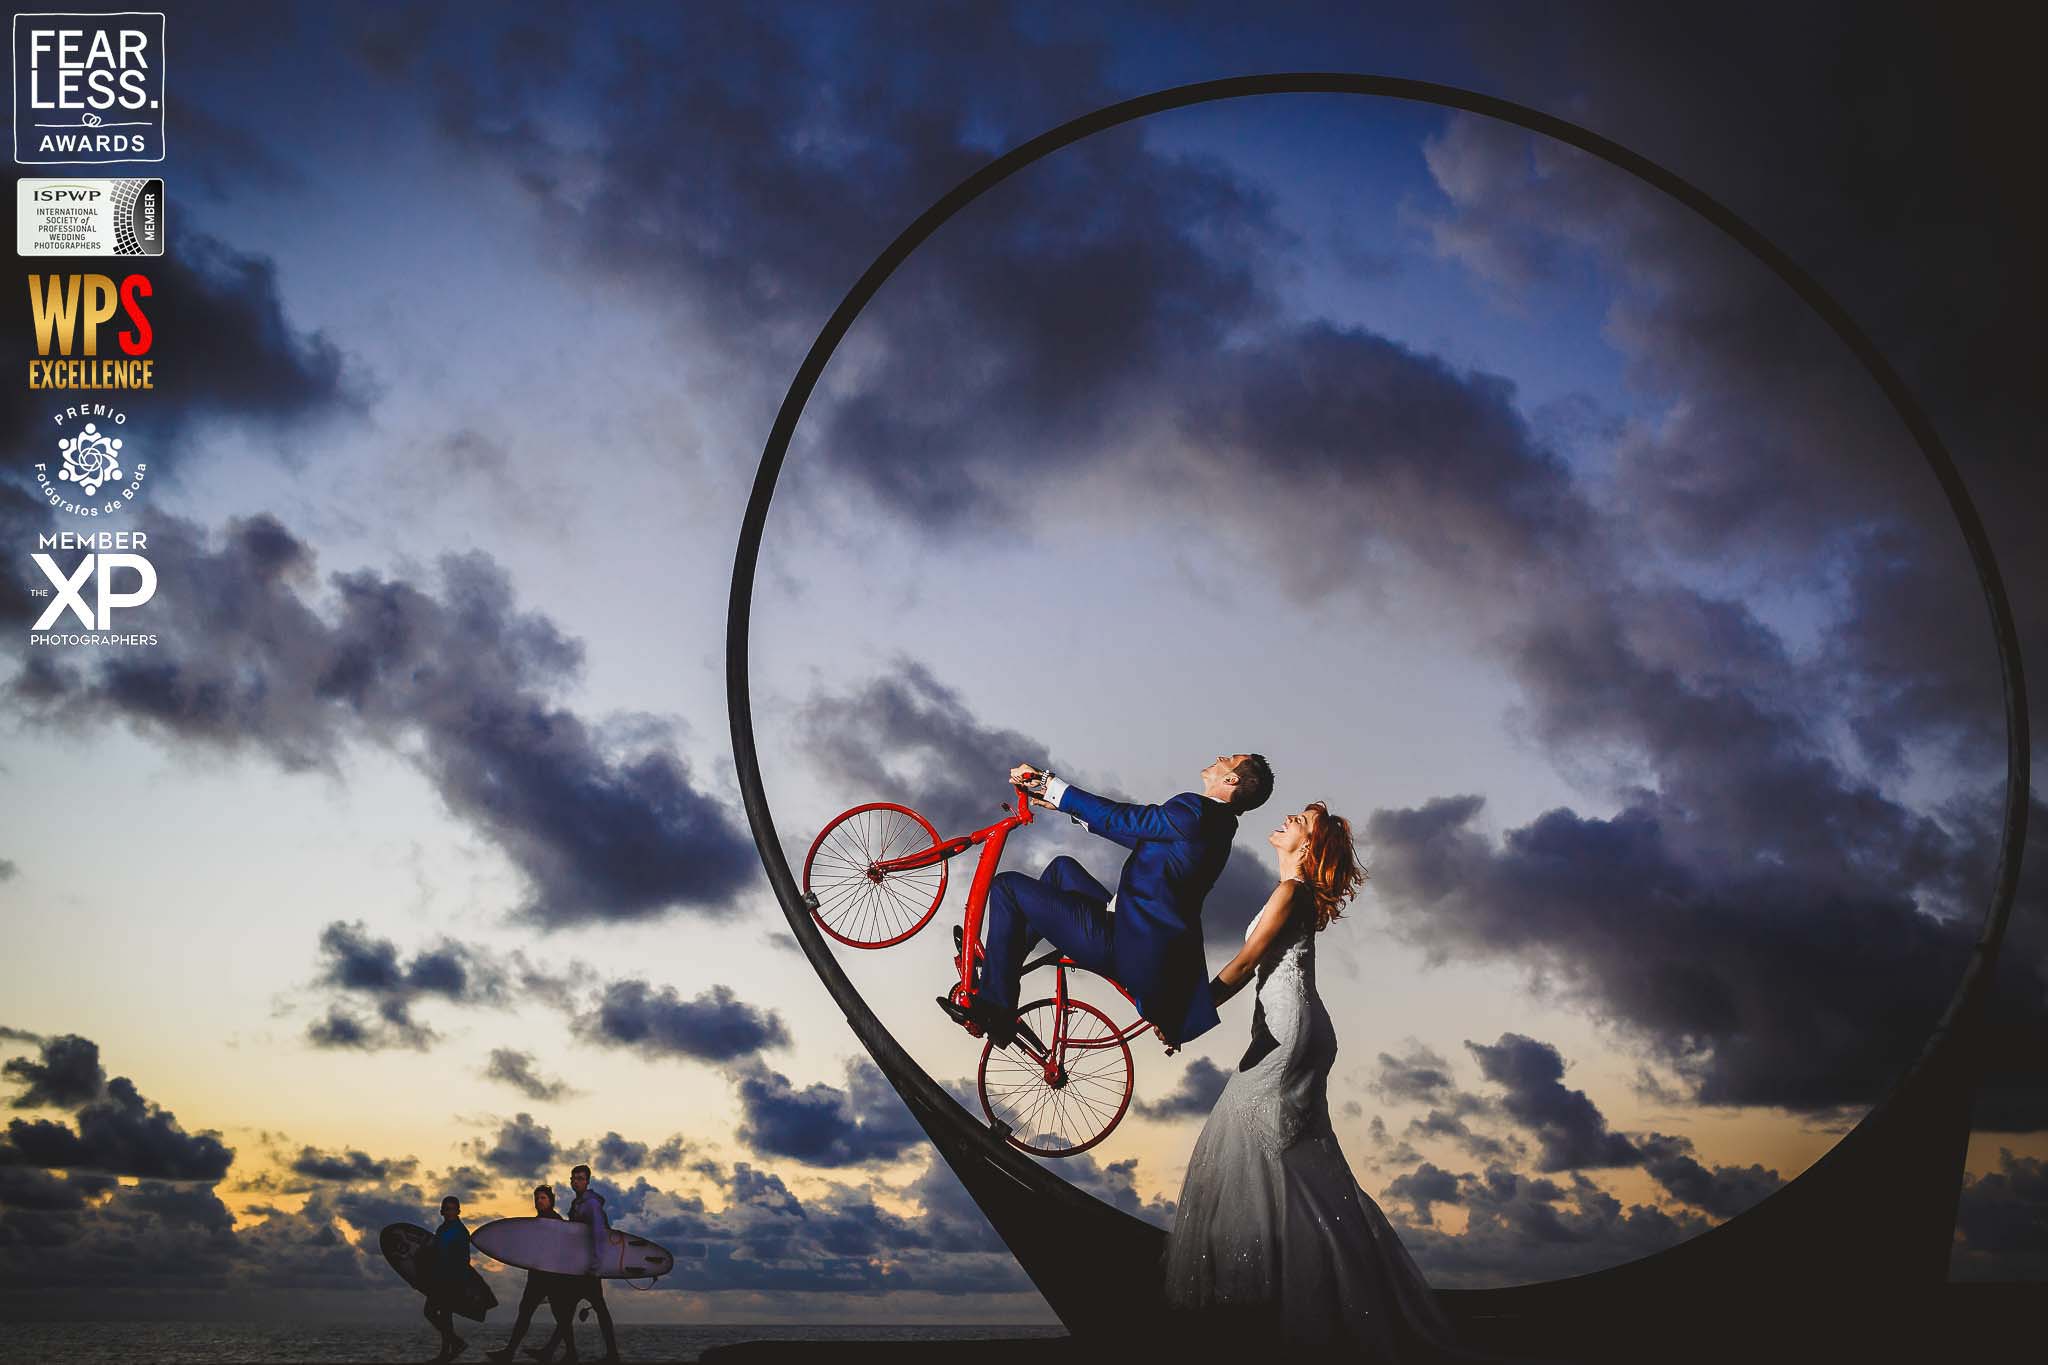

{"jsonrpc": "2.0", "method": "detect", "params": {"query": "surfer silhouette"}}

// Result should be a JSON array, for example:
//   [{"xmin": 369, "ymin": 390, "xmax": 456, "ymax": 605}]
[
  {"xmin": 424, "ymin": 1195, "xmax": 473, "ymax": 1363},
  {"xmin": 484, "ymin": 1185, "xmax": 575, "ymax": 1364},
  {"xmin": 541, "ymin": 1163, "xmax": 620, "ymax": 1363}
]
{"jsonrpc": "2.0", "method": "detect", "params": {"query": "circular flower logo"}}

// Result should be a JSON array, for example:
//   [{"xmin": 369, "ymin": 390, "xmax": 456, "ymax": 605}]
[{"xmin": 57, "ymin": 423, "xmax": 124, "ymax": 496}]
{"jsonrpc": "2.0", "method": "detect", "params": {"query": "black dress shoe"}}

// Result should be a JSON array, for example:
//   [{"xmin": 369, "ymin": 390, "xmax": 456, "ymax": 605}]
[{"xmin": 936, "ymin": 994, "xmax": 1017, "ymax": 1048}]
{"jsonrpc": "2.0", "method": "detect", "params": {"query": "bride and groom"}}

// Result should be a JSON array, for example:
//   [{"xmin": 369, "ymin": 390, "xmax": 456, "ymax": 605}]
[{"xmin": 962, "ymin": 752, "xmax": 1476, "ymax": 1357}]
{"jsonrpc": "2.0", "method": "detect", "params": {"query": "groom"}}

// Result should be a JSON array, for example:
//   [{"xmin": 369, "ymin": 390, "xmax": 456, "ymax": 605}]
[{"xmin": 951, "ymin": 753, "xmax": 1273, "ymax": 1049}]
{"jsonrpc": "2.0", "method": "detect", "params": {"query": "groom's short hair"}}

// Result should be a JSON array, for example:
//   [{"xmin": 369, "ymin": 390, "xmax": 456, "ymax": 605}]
[{"xmin": 1229, "ymin": 754, "xmax": 1274, "ymax": 811}]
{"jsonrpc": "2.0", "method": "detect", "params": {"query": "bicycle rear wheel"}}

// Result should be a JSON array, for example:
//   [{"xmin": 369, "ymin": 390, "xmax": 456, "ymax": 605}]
[
  {"xmin": 978, "ymin": 997, "xmax": 1134, "ymax": 1157},
  {"xmin": 801, "ymin": 802, "xmax": 947, "ymax": 948}
]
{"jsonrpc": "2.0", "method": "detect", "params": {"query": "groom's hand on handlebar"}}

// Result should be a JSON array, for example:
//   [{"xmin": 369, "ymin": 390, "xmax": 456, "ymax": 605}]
[{"xmin": 1009, "ymin": 762, "xmax": 1045, "ymax": 791}]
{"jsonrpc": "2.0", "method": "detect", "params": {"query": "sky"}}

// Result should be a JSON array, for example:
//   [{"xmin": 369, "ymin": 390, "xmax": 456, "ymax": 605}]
[{"xmin": 1, "ymin": 0, "xmax": 2044, "ymax": 1326}]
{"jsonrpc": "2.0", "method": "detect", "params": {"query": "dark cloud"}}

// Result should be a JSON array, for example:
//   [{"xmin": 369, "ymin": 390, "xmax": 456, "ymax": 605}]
[
  {"xmin": 1368, "ymin": 796, "xmax": 2043, "ymax": 1121},
  {"xmin": 571, "ymin": 1132, "xmax": 649, "ymax": 1173},
  {"xmin": 1385, "ymin": 1162, "xmax": 1712, "ymax": 1289},
  {"xmin": 1633, "ymin": 1133, "xmax": 1782, "ymax": 1220},
  {"xmin": 597, "ymin": 1151, "xmax": 1031, "ymax": 1295},
  {"xmin": 329, "ymin": 1180, "xmax": 438, "ymax": 1241},
  {"xmin": 304, "ymin": 920, "xmax": 505, "ymax": 1049},
  {"xmin": 3, "ymin": 1034, "xmax": 106, "ymax": 1110},
  {"xmin": 0, "ymin": 1167, "xmax": 116, "ymax": 1212},
  {"xmin": 1135, "ymin": 1057, "xmax": 1229, "ymax": 1120},
  {"xmin": 0, "ymin": 1076, "xmax": 232, "ymax": 1180},
  {"xmin": 287, "ymin": 1147, "xmax": 418, "ymax": 1185},
  {"xmin": 1386, "ymin": 1160, "xmax": 1462, "ymax": 1226},
  {"xmin": 466, "ymin": 1113, "xmax": 557, "ymax": 1181},
  {"xmin": 403, "ymin": 3, "xmax": 1279, "ymax": 530},
  {"xmin": 1465, "ymin": 1034, "xmax": 1638, "ymax": 1172},
  {"xmin": 796, "ymin": 660, "xmax": 1078, "ymax": 838},
  {"xmin": 573, "ymin": 981, "xmax": 789, "ymax": 1064},
  {"xmin": 1370, "ymin": 1042, "xmax": 1463, "ymax": 1109},
  {"xmin": 0, "ymin": 860, "xmax": 16, "ymax": 882},
  {"xmin": 6, "ymin": 511, "xmax": 759, "ymax": 928},
  {"xmin": 303, "ymin": 1006, "xmax": 391, "ymax": 1052},
  {"xmin": 1951, "ymin": 1149, "xmax": 2048, "ymax": 1281},
  {"xmin": 732, "ymin": 1059, "xmax": 927, "ymax": 1168},
  {"xmin": 483, "ymin": 1048, "xmax": 572, "ymax": 1102},
  {"xmin": 1404, "ymin": 1108, "xmax": 1522, "ymax": 1165}
]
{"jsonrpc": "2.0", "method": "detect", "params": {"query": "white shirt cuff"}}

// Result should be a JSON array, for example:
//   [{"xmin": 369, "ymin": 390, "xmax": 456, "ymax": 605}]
[{"xmin": 1043, "ymin": 774, "xmax": 1070, "ymax": 806}]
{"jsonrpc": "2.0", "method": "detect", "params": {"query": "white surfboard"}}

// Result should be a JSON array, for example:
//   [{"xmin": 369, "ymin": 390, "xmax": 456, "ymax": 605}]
[{"xmin": 471, "ymin": 1216, "xmax": 675, "ymax": 1279}]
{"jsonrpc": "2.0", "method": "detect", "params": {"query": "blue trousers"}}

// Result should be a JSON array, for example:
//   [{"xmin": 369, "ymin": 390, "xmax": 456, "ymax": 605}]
[{"xmin": 981, "ymin": 856, "xmax": 1117, "ymax": 1014}]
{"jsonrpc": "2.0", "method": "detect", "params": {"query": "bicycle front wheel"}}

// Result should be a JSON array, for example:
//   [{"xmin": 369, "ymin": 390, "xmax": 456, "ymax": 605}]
[
  {"xmin": 801, "ymin": 802, "xmax": 947, "ymax": 948},
  {"xmin": 978, "ymin": 997, "xmax": 1134, "ymax": 1157}
]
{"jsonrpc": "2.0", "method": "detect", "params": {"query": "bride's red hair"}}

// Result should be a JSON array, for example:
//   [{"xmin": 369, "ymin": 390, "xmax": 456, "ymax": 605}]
[{"xmin": 1301, "ymin": 801, "xmax": 1366, "ymax": 931}]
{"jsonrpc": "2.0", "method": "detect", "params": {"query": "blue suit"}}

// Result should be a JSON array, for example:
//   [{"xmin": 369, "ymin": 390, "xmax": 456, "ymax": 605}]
[{"xmin": 981, "ymin": 784, "xmax": 1232, "ymax": 1045}]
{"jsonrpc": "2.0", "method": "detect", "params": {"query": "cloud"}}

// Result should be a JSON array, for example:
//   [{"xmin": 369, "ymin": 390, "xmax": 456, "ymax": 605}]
[
  {"xmin": 572, "ymin": 981, "xmax": 789, "ymax": 1064},
  {"xmin": 1386, "ymin": 1160, "xmax": 1462, "ymax": 1226},
  {"xmin": 1951, "ymin": 1149, "xmax": 2048, "ymax": 1280},
  {"xmin": 0, "ymin": 1074, "xmax": 232, "ymax": 1181},
  {"xmin": 408, "ymin": 4, "xmax": 1280, "ymax": 530},
  {"xmin": 1384, "ymin": 1162, "xmax": 1711, "ymax": 1289},
  {"xmin": 1366, "ymin": 796, "xmax": 2044, "ymax": 1121},
  {"xmin": 1135, "ymin": 1057, "xmax": 1229, "ymax": 1120},
  {"xmin": 795, "ymin": 660, "xmax": 1078, "ymax": 838},
  {"xmin": 2, "ymin": 1034, "xmax": 107, "ymax": 1110},
  {"xmin": 483, "ymin": 1048, "xmax": 573, "ymax": 1102},
  {"xmin": 303, "ymin": 920, "xmax": 507, "ymax": 1050},
  {"xmin": 1633, "ymin": 1133, "xmax": 1782, "ymax": 1220},
  {"xmin": 287, "ymin": 1147, "xmax": 419, "ymax": 1185},
  {"xmin": 0, "ymin": 1167, "xmax": 117, "ymax": 1212},
  {"xmin": 592, "ymin": 1151, "xmax": 1031, "ymax": 1295},
  {"xmin": 1465, "ymin": 1034, "xmax": 1638, "ymax": 1172},
  {"xmin": 5, "ymin": 511, "xmax": 760, "ymax": 929},
  {"xmin": 465, "ymin": 1113, "xmax": 558, "ymax": 1181},
  {"xmin": 731, "ymin": 1058, "xmax": 926, "ymax": 1168},
  {"xmin": 565, "ymin": 1131, "xmax": 650, "ymax": 1173},
  {"xmin": 1404, "ymin": 1108, "xmax": 1523, "ymax": 1165}
]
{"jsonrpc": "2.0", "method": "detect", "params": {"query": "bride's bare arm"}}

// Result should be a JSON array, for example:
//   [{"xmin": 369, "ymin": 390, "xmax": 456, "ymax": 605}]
[{"xmin": 1209, "ymin": 878, "xmax": 1306, "ymax": 1008}]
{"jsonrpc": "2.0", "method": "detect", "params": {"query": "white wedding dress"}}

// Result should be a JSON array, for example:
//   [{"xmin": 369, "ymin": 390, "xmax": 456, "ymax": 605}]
[{"xmin": 1164, "ymin": 899, "xmax": 1476, "ymax": 1358}]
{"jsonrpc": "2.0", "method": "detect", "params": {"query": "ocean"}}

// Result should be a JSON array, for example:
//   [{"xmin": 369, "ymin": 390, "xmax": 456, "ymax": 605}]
[{"xmin": 0, "ymin": 1322, "xmax": 1067, "ymax": 1363}]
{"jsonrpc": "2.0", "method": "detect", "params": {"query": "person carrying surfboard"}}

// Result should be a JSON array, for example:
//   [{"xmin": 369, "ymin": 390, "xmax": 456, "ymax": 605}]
[
  {"xmin": 484, "ymin": 1185, "xmax": 576, "ymax": 1364},
  {"xmin": 557, "ymin": 1163, "xmax": 622, "ymax": 1362},
  {"xmin": 425, "ymin": 1195, "xmax": 474, "ymax": 1363}
]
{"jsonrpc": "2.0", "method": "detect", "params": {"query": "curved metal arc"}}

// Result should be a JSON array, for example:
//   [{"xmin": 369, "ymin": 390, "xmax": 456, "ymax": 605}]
[{"xmin": 727, "ymin": 72, "xmax": 2028, "ymax": 1342}]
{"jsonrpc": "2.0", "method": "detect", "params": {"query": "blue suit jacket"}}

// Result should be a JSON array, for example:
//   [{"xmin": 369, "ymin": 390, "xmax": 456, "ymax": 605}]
[{"xmin": 1055, "ymin": 784, "xmax": 1232, "ymax": 1045}]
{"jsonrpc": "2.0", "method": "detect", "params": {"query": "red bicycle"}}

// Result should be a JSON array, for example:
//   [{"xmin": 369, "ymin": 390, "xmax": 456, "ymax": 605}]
[{"xmin": 801, "ymin": 782, "xmax": 1158, "ymax": 1157}]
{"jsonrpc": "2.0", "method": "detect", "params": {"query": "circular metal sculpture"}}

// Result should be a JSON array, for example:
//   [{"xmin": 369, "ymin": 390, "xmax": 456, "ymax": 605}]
[{"xmin": 726, "ymin": 75, "xmax": 2029, "ymax": 1359}]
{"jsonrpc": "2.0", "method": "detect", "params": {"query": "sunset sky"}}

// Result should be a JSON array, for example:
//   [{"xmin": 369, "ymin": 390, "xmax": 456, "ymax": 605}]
[{"xmin": 2, "ymin": 1, "xmax": 2043, "ymax": 1323}]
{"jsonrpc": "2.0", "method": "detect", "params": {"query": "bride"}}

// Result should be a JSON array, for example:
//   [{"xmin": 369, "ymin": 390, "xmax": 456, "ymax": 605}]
[{"xmin": 1163, "ymin": 801, "xmax": 1477, "ymax": 1358}]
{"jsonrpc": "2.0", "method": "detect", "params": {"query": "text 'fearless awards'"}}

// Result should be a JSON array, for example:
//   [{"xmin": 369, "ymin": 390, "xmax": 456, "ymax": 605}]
[{"xmin": 12, "ymin": 12, "xmax": 166, "ymax": 164}]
